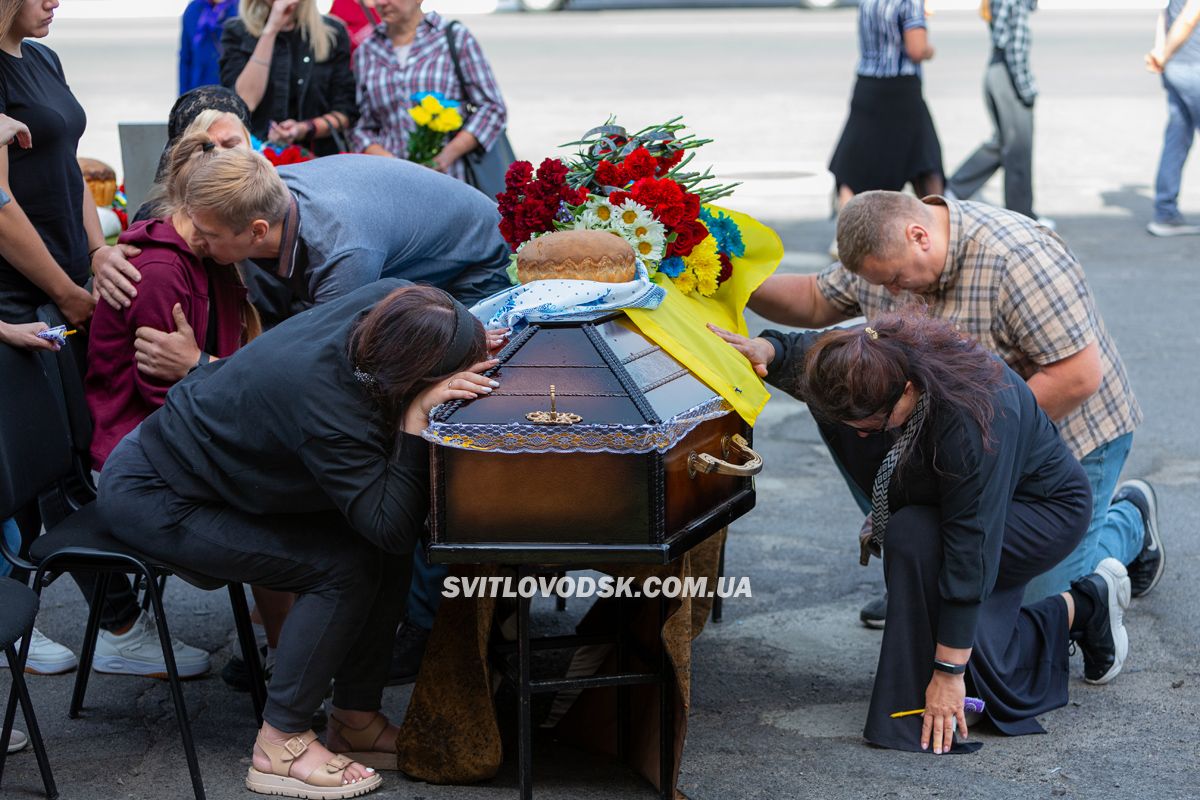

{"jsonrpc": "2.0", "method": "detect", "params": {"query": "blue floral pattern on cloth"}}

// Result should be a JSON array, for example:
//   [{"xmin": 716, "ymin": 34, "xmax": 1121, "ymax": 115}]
[{"xmin": 469, "ymin": 259, "xmax": 666, "ymax": 330}]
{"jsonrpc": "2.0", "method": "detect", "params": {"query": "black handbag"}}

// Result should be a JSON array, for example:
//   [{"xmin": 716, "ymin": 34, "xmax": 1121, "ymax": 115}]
[{"xmin": 444, "ymin": 21, "xmax": 516, "ymax": 201}]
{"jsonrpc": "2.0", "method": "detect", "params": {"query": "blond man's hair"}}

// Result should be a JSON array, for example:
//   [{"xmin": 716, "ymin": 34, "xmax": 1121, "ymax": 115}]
[
  {"xmin": 836, "ymin": 191, "xmax": 930, "ymax": 273},
  {"xmin": 238, "ymin": 0, "xmax": 335, "ymax": 62},
  {"xmin": 183, "ymin": 148, "xmax": 289, "ymax": 233}
]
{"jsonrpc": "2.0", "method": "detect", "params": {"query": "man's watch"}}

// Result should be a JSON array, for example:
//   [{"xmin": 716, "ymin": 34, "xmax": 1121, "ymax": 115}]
[
  {"xmin": 189, "ymin": 351, "xmax": 211, "ymax": 374},
  {"xmin": 932, "ymin": 659, "xmax": 967, "ymax": 675}
]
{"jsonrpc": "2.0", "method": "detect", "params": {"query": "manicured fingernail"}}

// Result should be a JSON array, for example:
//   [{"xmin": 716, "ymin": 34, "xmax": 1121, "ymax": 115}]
[
  {"xmin": 365, "ymin": 768, "xmax": 375, "ymax": 773},
  {"xmin": 481, "ymin": 387, "xmax": 492, "ymax": 392},
  {"xmin": 489, "ymin": 380, "xmax": 499, "ymax": 387}
]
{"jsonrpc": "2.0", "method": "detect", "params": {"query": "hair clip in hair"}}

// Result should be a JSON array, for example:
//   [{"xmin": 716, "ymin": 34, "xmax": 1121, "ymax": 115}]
[
  {"xmin": 353, "ymin": 367, "xmax": 378, "ymax": 389},
  {"xmin": 201, "ymin": 141, "xmax": 216, "ymax": 153},
  {"xmin": 864, "ymin": 327, "xmax": 879, "ymax": 340}
]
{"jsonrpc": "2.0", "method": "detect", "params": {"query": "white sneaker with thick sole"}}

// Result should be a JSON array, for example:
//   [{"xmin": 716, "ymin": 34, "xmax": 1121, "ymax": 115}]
[
  {"xmin": 93, "ymin": 611, "xmax": 211, "ymax": 679},
  {"xmin": 1086, "ymin": 557, "xmax": 1131, "ymax": 686},
  {"xmin": 6, "ymin": 728, "xmax": 28, "ymax": 754},
  {"xmin": 0, "ymin": 628, "xmax": 78, "ymax": 675},
  {"xmin": 1147, "ymin": 220, "xmax": 1200, "ymax": 237}
]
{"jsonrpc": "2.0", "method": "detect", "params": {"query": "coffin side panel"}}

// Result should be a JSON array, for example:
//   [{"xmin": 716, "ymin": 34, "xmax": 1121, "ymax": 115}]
[{"xmin": 663, "ymin": 414, "xmax": 749, "ymax": 536}]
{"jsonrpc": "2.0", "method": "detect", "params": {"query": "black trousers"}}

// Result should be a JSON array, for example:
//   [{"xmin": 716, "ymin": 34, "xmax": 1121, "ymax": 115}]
[
  {"xmin": 863, "ymin": 459, "xmax": 1091, "ymax": 753},
  {"xmin": 98, "ymin": 429, "xmax": 411, "ymax": 732}
]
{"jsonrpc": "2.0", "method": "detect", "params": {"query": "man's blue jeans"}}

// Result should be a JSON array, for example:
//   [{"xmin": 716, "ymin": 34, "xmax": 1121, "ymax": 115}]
[
  {"xmin": 1022, "ymin": 433, "xmax": 1143, "ymax": 603},
  {"xmin": 0, "ymin": 517, "xmax": 19, "ymax": 578},
  {"xmin": 1154, "ymin": 65, "xmax": 1200, "ymax": 223}
]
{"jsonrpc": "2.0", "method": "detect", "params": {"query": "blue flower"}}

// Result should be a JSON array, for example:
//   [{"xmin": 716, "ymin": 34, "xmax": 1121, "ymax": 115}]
[
  {"xmin": 699, "ymin": 208, "xmax": 745, "ymax": 258},
  {"xmin": 659, "ymin": 256, "xmax": 686, "ymax": 278}
]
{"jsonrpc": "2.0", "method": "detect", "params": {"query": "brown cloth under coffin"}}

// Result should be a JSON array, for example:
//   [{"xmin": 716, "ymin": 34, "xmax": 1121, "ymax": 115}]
[{"xmin": 394, "ymin": 528, "xmax": 726, "ymax": 795}]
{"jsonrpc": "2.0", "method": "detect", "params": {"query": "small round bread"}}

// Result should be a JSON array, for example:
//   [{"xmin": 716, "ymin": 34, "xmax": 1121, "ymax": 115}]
[
  {"xmin": 78, "ymin": 157, "xmax": 117, "ymax": 207},
  {"xmin": 517, "ymin": 229, "xmax": 637, "ymax": 284}
]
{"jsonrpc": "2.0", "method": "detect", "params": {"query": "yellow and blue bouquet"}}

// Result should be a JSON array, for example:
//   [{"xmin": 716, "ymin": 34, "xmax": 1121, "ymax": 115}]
[{"xmin": 406, "ymin": 91, "xmax": 463, "ymax": 166}]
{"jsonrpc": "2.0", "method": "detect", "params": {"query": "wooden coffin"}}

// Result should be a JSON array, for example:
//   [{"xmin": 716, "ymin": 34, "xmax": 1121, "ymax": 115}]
[{"xmin": 425, "ymin": 312, "xmax": 760, "ymax": 565}]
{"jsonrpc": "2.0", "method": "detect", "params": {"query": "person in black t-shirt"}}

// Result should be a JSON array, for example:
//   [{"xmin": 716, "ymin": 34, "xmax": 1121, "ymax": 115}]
[{"xmin": 0, "ymin": 0, "xmax": 138, "ymax": 326}]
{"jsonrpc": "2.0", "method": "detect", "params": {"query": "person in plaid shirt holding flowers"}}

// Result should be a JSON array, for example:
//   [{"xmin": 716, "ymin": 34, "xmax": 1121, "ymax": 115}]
[
  {"xmin": 747, "ymin": 192, "xmax": 1164, "ymax": 663},
  {"xmin": 350, "ymin": 0, "xmax": 507, "ymax": 182}
]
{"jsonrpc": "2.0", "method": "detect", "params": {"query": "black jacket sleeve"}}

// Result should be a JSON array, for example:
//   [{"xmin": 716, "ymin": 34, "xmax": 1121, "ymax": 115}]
[
  {"xmin": 218, "ymin": 18, "xmax": 251, "ymax": 91},
  {"xmin": 323, "ymin": 19, "xmax": 359, "ymax": 127},
  {"xmin": 759, "ymin": 328, "xmax": 825, "ymax": 402}
]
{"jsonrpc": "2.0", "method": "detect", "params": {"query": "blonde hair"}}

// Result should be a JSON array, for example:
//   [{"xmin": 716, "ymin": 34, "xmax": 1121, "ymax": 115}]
[
  {"xmin": 164, "ymin": 130, "xmax": 226, "ymax": 214},
  {"xmin": 183, "ymin": 148, "xmax": 290, "ymax": 233},
  {"xmin": 184, "ymin": 109, "xmax": 252, "ymax": 145},
  {"xmin": 0, "ymin": 0, "xmax": 21, "ymax": 41},
  {"xmin": 238, "ymin": 0, "xmax": 335, "ymax": 62}
]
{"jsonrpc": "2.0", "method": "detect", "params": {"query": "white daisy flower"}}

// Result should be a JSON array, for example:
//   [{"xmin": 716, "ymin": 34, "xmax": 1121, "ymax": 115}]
[
  {"xmin": 629, "ymin": 227, "xmax": 666, "ymax": 264},
  {"xmin": 574, "ymin": 208, "xmax": 609, "ymax": 231},
  {"xmin": 583, "ymin": 196, "xmax": 617, "ymax": 226},
  {"xmin": 613, "ymin": 199, "xmax": 651, "ymax": 231}
]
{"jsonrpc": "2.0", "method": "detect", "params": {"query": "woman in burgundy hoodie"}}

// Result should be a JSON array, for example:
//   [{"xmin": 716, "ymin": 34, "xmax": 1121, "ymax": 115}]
[{"xmin": 86, "ymin": 132, "xmax": 258, "ymax": 471}]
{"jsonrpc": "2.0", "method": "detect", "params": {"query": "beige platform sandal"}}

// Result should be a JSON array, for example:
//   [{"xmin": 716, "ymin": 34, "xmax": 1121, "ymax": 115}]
[
  {"xmin": 245, "ymin": 730, "xmax": 382, "ymax": 799},
  {"xmin": 326, "ymin": 713, "xmax": 398, "ymax": 772}
]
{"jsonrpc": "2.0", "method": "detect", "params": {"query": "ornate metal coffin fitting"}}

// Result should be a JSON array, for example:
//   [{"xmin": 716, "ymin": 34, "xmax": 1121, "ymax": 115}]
[{"xmin": 525, "ymin": 384, "xmax": 582, "ymax": 425}]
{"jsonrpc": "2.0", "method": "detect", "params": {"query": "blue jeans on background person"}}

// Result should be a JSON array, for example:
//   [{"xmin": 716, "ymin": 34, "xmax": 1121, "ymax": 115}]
[
  {"xmin": 408, "ymin": 544, "xmax": 445, "ymax": 631},
  {"xmin": 1153, "ymin": 66, "xmax": 1200, "ymax": 224},
  {"xmin": 1022, "ymin": 433, "xmax": 1143, "ymax": 603},
  {"xmin": 0, "ymin": 517, "xmax": 19, "ymax": 577}
]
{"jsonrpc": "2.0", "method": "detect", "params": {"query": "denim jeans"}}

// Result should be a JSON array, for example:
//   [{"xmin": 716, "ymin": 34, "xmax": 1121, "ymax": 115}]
[
  {"xmin": 1022, "ymin": 433, "xmax": 1143, "ymax": 603},
  {"xmin": 0, "ymin": 518, "xmax": 19, "ymax": 578},
  {"xmin": 407, "ymin": 543, "xmax": 445, "ymax": 631},
  {"xmin": 1153, "ymin": 65, "xmax": 1200, "ymax": 223}
]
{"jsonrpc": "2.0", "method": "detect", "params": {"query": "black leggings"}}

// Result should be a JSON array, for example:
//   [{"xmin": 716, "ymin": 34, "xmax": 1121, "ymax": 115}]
[{"xmin": 98, "ymin": 429, "xmax": 410, "ymax": 732}]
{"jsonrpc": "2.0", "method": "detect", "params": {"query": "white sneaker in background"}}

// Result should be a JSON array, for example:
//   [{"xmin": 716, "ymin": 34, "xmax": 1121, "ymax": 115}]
[
  {"xmin": 93, "ymin": 611, "xmax": 211, "ymax": 679},
  {"xmin": 1147, "ymin": 219, "xmax": 1200, "ymax": 237},
  {"xmin": 1, "ymin": 628, "xmax": 78, "ymax": 675},
  {"xmin": 6, "ymin": 729, "xmax": 28, "ymax": 754}
]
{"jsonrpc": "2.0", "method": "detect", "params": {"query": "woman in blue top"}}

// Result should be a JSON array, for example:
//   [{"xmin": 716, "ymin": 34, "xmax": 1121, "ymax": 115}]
[
  {"xmin": 179, "ymin": 0, "xmax": 238, "ymax": 94},
  {"xmin": 828, "ymin": 0, "xmax": 944, "ymax": 221}
]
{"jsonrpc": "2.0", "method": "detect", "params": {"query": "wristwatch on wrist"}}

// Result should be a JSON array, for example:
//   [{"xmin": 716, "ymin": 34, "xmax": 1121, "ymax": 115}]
[
  {"xmin": 189, "ymin": 352, "xmax": 211, "ymax": 374},
  {"xmin": 932, "ymin": 659, "xmax": 967, "ymax": 675}
]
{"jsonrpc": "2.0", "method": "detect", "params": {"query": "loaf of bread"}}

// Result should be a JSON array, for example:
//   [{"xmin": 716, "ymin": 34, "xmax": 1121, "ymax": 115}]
[
  {"xmin": 78, "ymin": 157, "xmax": 117, "ymax": 207},
  {"xmin": 517, "ymin": 229, "xmax": 637, "ymax": 284}
]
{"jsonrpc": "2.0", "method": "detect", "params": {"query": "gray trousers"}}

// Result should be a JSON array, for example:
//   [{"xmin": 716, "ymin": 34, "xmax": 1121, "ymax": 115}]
[
  {"xmin": 98, "ymin": 429, "xmax": 411, "ymax": 732},
  {"xmin": 947, "ymin": 60, "xmax": 1035, "ymax": 219}
]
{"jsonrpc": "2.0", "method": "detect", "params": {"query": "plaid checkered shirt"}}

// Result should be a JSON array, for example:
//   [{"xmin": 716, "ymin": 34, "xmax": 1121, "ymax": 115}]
[
  {"xmin": 349, "ymin": 12, "xmax": 507, "ymax": 183},
  {"xmin": 817, "ymin": 198, "xmax": 1142, "ymax": 460},
  {"xmin": 990, "ymin": 0, "xmax": 1038, "ymax": 105}
]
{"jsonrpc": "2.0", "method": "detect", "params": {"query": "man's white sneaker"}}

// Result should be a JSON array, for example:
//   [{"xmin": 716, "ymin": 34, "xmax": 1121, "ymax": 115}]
[
  {"xmin": 93, "ymin": 611, "xmax": 211, "ymax": 679},
  {"xmin": 1, "ymin": 628, "xmax": 78, "ymax": 675},
  {"xmin": 6, "ymin": 728, "xmax": 28, "ymax": 754}
]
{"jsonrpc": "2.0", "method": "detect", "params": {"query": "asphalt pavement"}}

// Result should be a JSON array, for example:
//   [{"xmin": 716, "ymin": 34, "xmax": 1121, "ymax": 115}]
[{"xmin": 4, "ymin": 8, "xmax": 1199, "ymax": 800}]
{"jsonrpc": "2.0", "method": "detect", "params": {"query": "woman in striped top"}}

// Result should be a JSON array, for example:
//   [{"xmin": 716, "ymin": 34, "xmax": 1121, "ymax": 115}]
[{"xmin": 828, "ymin": 0, "xmax": 944, "ymax": 229}]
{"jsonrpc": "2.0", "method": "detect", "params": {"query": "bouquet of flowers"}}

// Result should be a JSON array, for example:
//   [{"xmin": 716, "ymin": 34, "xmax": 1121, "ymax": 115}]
[
  {"xmin": 496, "ymin": 118, "xmax": 745, "ymax": 297},
  {"xmin": 406, "ymin": 91, "xmax": 464, "ymax": 166},
  {"xmin": 258, "ymin": 143, "xmax": 313, "ymax": 166}
]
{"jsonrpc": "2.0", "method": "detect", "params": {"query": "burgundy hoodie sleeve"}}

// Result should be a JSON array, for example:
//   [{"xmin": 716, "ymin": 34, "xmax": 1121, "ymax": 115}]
[{"xmin": 123, "ymin": 261, "xmax": 200, "ymax": 408}]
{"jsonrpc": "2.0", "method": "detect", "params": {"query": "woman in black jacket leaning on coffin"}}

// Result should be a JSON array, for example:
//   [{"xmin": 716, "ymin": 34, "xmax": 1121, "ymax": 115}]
[
  {"xmin": 98, "ymin": 280, "xmax": 498, "ymax": 798},
  {"xmin": 710, "ymin": 311, "xmax": 1131, "ymax": 755},
  {"xmin": 221, "ymin": 0, "xmax": 357, "ymax": 157}
]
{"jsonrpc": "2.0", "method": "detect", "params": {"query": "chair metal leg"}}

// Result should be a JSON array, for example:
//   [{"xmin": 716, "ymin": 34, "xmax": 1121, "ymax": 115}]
[
  {"xmin": 227, "ymin": 583, "xmax": 266, "ymax": 725},
  {"xmin": 70, "ymin": 571, "xmax": 110, "ymax": 718},
  {"xmin": 144, "ymin": 569, "xmax": 206, "ymax": 800},
  {"xmin": 4, "ymin": 644, "xmax": 58, "ymax": 799},
  {"xmin": 516, "ymin": 568, "xmax": 533, "ymax": 800},
  {"xmin": 711, "ymin": 539, "xmax": 726, "ymax": 624},
  {"xmin": 658, "ymin": 593, "xmax": 673, "ymax": 800},
  {"xmin": 615, "ymin": 593, "xmax": 629, "ymax": 762}
]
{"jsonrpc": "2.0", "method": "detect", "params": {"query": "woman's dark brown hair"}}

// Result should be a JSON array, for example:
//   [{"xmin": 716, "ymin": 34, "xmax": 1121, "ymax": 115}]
[
  {"xmin": 801, "ymin": 309, "xmax": 1005, "ymax": 445},
  {"xmin": 348, "ymin": 285, "xmax": 486, "ymax": 428}
]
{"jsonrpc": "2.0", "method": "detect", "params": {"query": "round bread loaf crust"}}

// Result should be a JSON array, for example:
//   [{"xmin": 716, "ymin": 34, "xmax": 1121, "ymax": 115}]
[
  {"xmin": 78, "ymin": 157, "xmax": 118, "ymax": 207},
  {"xmin": 517, "ymin": 229, "xmax": 637, "ymax": 284}
]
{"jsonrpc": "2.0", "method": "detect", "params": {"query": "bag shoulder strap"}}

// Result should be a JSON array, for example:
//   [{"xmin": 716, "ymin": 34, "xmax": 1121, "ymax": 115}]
[{"xmin": 443, "ymin": 20, "xmax": 476, "ymax": 109}]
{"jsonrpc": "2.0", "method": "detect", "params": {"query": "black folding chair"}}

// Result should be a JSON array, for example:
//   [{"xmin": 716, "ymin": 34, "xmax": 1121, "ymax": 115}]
[
  {"xmin": 0, "ymin": 577, "xmax": 57, "ymax": 799},
  {"xmin": 0, "ymin": 322, "xmax": 266, "ymax": 800}
]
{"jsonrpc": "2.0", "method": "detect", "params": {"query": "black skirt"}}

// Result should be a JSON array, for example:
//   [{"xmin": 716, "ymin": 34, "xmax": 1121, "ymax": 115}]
[{"xmin": 828, "ymin": 75, "xmax": 944, "ymax": 193}]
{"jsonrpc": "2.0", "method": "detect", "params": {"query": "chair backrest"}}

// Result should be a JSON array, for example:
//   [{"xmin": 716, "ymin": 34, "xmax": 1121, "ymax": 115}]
[
  {"xmin": 118, "ymin": 121, "xmax": 168, "ymax": 214},
  {"xmin": 0, "ymin": 343, "xmax": 74, "ymax": 521}
]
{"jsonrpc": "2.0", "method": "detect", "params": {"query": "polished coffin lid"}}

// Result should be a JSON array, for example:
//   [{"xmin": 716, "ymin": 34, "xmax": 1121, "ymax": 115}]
[{"xmin": 423, "ymin": 312, "xmax": 733, "ymax": 453}]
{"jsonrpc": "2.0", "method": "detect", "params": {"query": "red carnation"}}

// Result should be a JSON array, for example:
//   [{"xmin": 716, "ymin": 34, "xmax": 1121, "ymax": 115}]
[
  {"xmin": 717, "ymin": 252, "xmax": 734, "ymax": 285},
  {"xmin": 623, "ymin": 147, "xmax": 658, "ymax": 181},
  {"xmin": 655, "ymin": 148, "xmax": 684, "ymax": 177},
  {"xmin": 595, "ymin": 159, "xmax": 627, "ymax": 188}
]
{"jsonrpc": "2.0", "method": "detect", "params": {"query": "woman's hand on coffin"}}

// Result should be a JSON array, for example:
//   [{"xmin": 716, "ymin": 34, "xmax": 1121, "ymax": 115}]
[
  {"xmin": 402, "ymin": 359, "xmax": 500, "ymax": 435},
  {"xmin": 485, "ymin": 327, "xmax": 510, "ymax": 354},
  {"xmin": 706, "ymin": 323, "xmax": 773, "ymax": 378}
]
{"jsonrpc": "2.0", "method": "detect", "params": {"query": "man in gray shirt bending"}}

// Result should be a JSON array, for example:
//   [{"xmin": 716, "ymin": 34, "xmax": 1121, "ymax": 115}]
[{"xmin": 94, "ymin": 150, "xmax": 512, "ymax": 326}]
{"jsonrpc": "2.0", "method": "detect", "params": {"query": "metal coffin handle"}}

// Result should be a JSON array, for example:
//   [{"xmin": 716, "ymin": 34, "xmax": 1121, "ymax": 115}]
[{"xmin": 688, "ymin": 434, "xmax": 764, "ymax": 479}]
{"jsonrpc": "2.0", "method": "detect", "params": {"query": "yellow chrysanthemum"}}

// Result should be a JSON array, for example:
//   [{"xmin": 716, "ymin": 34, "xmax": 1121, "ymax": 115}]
[
  {"xmin": 682, "ymin": 234, "xmax": 720, "ymax": 275},
  {"xmin": 673, "ymin": 270, "xmax": 697, "ymax": 295},
  {"xmin": 409, "ymin": 105, "xmax": 433, "ymax": 127},
  {"xmin": 429, "ymin": 108, "xmax": 464, "ymax": 133},
  {"xmin": 420, "ymin": 94, "xmax": 445, "ymax": 114}
]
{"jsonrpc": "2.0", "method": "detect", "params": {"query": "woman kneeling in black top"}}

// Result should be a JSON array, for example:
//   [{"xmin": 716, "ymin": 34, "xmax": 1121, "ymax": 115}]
[
  {"xmin": 99, "ymin": 280, "xmax": 497, "ymax": 798},
  {"xmin": 712, "ymin": 311, "xmax": 1131, "ymax": 756}
]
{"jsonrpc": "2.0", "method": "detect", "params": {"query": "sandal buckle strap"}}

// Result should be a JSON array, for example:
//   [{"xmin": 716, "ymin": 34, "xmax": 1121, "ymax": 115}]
[{"xmin": 283, "ymin": 735, "xmax": 311, "ymax": 760}]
